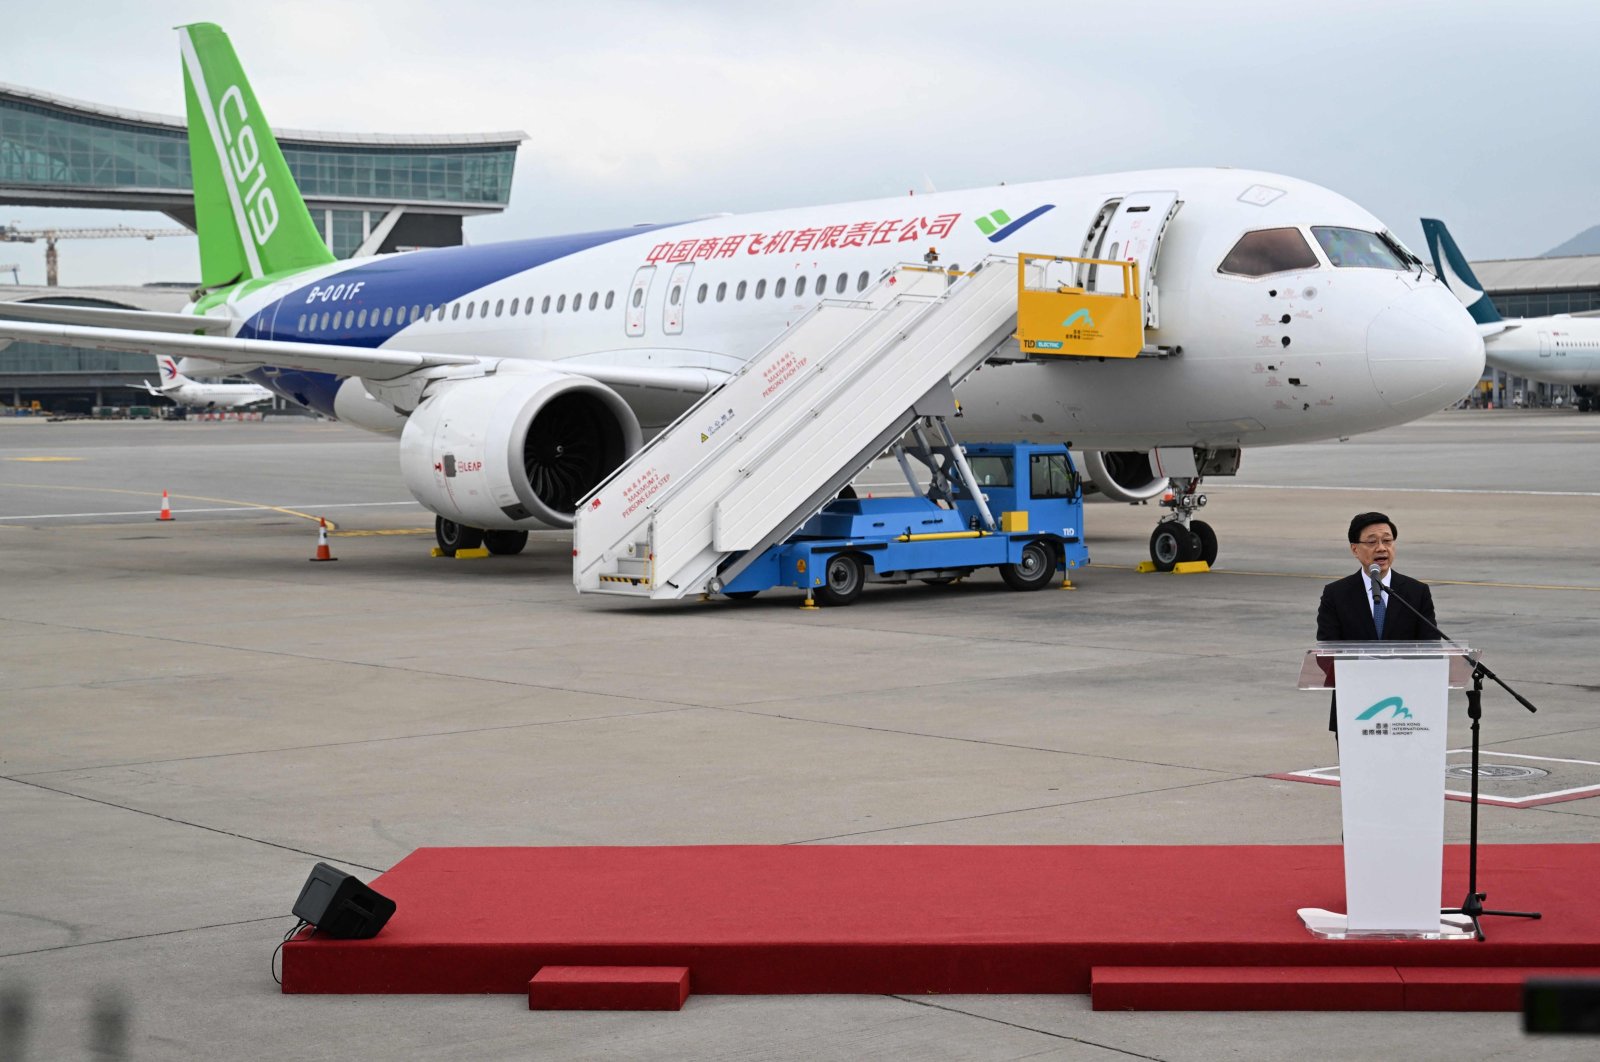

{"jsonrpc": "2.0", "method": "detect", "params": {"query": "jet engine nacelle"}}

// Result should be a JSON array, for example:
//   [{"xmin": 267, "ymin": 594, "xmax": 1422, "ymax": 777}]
[
  {"xmin": 400, "ymin": 367, "xmax": 641, "ymax": 530},
  {"xmin": 1079, "ymin": 450, "xmax": 1171, "ymax": 503}
]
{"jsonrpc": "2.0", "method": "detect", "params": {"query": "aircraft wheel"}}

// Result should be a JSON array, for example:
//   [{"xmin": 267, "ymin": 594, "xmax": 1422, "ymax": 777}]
[
  {"xmin": 483, "ymin": 529, "xmax": 529, "ymax": 555},
  {"xmin": 435, "ymin": 516, "xmax": 484, "ymax": 557},
  {"xmin": 815, "ymin": 553, "xmax": 865, "ymax": 606},
  {"xmin": 1149, "ymin": 521, "xmax": 1198, "ymax": 572},
  {"xmin": 1000, "ymin": 540, "xmax": 1057, "ymax": 591},
  {"xmin": 1190, "ymin": 520, "xmax": 1219, "ymax": 567}
]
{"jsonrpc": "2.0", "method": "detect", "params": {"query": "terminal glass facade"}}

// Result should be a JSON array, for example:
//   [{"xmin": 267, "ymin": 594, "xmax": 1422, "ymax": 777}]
[
  {"xmin": 1, "ymin": 99, "xmax": 189, "ymax": 191},
  {"xmin": 0, "ymin": 94, "xmax": 517, "ymax": 206},
  {"xmin": 1490, "ymin": 290, "xmax": 1600, "ymax": 318},
  {"xmin": 279, "ymin": 144, "xmax": 514, "ymax": 205}
]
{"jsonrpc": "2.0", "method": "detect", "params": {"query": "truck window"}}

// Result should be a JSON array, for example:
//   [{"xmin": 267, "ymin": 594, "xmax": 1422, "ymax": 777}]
[
  {"xmin": 955, "ymin": 456, "xmax": 1012, "ymax": 492},
  {"xmin": 1030, "ymin": 453, "xmax": 1078, "ymax": 499}
]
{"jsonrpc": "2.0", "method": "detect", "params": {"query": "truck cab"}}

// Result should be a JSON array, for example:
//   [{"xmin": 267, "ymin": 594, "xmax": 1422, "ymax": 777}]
[{"xmin": 719, "ymin": 442, "xmax": 1089, "ymax": 606}]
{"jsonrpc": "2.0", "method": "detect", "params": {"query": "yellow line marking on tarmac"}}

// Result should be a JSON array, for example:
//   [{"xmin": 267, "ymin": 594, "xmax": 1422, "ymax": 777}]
[
  {"xmin": 331, "ymin": 528, "xmax": 432, "ymax": 537},
  {"xmin": 1094, "ymin": 563, "xmax": 1600, "ymax": 593},
  {"xmin": 5, "ymin": 456, "xmax": 83, "ymax": 462},
  {"xmin": 0, "ymin": 481, "xmax": 336, "ymax": 530}
]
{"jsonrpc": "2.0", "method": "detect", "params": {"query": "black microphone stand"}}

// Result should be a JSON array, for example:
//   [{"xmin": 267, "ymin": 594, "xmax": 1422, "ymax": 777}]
[{"xmin": 1374, "ymin": 577, "xmax": 1541, "ymax": 941}]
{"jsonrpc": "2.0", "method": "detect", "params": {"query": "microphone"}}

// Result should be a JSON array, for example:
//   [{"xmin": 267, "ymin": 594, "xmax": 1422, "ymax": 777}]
[{"xmin": 1368, "ymin": 563, "xmax": 1384, "ymax": 605}]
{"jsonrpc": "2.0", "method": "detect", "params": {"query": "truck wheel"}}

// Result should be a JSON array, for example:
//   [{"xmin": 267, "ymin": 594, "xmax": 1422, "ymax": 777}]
[
  {"xmin": 483, "ymin": 529, "xmax": 529, "ymax": 555},
  {"xmin": 816, "ymin": 553, "xmax": 865, "ymax": 606},
  {"xmin": 1000, "ymin": 540, "xmax": 1057, "ymax": 591},
  {"xmin": 435, "ymin": 516, "xmax": 484, "ymax": 557},
  {"xmin": 1190, "ymin": 520, "xmax": 1218, "ymax": 566},
  {"xmin": 1149, "ymin": 522, "xmax": 1198, "ymax": 572}
]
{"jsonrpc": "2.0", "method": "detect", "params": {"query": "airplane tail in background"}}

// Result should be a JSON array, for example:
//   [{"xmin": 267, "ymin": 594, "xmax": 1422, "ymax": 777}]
[
  {"xmin": 1421, "ymin": 218, "xmax": 1503, "ymax": 325},
  {"xmin": 178, "ymin": 22, "xmax": 334, "ymax": 290},
  {"xmin": 156, "ymin": 355, "xmax": 183, "ymax": 390}
]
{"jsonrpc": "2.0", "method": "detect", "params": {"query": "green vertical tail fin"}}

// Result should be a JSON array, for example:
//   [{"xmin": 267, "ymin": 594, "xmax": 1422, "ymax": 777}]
[{"xmin": 179, "ymin": 22, "xmax": 334, "ymax": 288}]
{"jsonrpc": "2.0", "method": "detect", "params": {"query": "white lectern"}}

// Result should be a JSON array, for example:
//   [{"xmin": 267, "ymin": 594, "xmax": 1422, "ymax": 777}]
[{"xmin": 1296, "ymin": 641, "xmax": 1477, "ymax": 939}]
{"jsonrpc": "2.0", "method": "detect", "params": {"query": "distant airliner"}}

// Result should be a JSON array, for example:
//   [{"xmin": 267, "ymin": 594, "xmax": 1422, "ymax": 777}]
[
  {"xmin": 136, "ymin": 355, "xmax": 273, "ymax": 409},
  {"xmin": 1423, "ymin": 218, "xmax": 1599, "ymax": 411},
  {"xmin": 0, "ymin": 23, "xmax": 1483, "ymax": 568}
]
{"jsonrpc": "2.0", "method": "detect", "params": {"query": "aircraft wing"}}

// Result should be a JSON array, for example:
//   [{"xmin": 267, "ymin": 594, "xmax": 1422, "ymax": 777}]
[
  {"xmin": 0, "ymin": 302, "xmax": 232, "ymax": 334},
  {"xmin": 0, "ymin": 319, "xmax": 727, "ymax": 395},
  {"xmin": 1480, "ymin": 321, "xmax": 1516, "ymax": 338},
  {"xmin": 0, "ymin": 318, "xmax": 479, "ymax": 381}
]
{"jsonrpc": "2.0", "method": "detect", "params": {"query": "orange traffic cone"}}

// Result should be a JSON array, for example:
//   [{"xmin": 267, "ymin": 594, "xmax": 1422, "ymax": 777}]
[
  {"xmin": 157, "ymin": 490, "xmax": 173, "ymax": 522},
  {"xmin": 309, "ymin": 517, "xmax": 337, "ymax": 562}
]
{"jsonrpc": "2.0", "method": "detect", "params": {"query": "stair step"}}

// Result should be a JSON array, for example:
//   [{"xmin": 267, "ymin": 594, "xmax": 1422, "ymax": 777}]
[{"xmin": 529, "ymin": 966, "xmax": 690, "ymax": 1011}]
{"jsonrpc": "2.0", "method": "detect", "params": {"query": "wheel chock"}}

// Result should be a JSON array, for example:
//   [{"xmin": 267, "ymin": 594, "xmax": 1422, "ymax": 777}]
[
  {"xmin": 430, "ymin": 547, "xmax": 448, "ymax": 558},
  {"xmin": 1135, "ymin": 561, "xmax": 1157, "ymax": 573},
  {"xmin": 1173, "ymin": 560, "xmax": 1210, "ymax": 574},
  {"xmin": 455, "ymin": 547, "xmax": 491, "ymax": 560}
]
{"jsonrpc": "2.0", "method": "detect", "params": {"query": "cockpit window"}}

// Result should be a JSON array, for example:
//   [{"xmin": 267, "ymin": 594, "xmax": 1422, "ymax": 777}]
[
  {"xmin": 1312, "ymin": 226, "xmax": 1406, "ymax": 270},
  {"xmin": 1218, "ymin": 228, "xmax": 1320, "ymax": 277}
]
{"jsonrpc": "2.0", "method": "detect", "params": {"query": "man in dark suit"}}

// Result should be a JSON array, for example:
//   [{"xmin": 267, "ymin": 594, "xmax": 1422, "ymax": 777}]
[{"xmin": 1316, "ymin": 512, "xmax": 1440, "ymax": 732}]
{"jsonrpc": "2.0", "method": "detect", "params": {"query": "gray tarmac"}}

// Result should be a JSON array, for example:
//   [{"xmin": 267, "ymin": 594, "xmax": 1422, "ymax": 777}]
[{"xmin": 1, "ymin": 409, "xmax": 1597, "ymax": 1061}]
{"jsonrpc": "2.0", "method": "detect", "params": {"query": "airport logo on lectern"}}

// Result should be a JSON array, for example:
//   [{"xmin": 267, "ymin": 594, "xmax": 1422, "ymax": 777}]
[
  {"xmin": 1357, "ymin": 696, "xmax": 1412, "ymax": 721},
  {"xmin": 1355, "ymin": 696, "xmax": 1426, "ymax": 737}
]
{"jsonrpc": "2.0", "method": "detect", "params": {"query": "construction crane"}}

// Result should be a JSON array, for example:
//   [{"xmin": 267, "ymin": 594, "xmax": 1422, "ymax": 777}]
[{"xmin": 0, "ymin": 224, "xmax": 191, "ymax": 287}]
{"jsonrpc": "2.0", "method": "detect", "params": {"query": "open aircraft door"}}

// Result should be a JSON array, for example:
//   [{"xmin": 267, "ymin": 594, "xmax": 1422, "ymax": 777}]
[{"xmin": 1078, "ymin": 191, "xmax": 1181, "ymax": 328}]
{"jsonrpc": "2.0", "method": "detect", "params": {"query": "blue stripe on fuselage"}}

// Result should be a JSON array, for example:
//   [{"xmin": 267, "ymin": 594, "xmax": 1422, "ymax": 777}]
[
  {"xmin": 235, "ymin": 222, "xmax": 683, "ymax": 417},
  {"xmin": 239, "ymin": 221, "xmax": 681, "ymax": 347}
]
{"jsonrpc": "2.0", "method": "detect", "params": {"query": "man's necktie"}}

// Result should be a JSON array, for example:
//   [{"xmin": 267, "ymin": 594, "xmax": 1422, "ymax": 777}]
[{"xmin": 1373, "ymin": 586, "xmax": 1387, "ymax": 638}]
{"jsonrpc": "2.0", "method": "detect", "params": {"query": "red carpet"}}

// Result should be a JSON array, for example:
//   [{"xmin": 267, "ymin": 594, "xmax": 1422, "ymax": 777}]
[{"xmin": 281, "ymin": 844, "xmax": 1600, "ymax": 1009}]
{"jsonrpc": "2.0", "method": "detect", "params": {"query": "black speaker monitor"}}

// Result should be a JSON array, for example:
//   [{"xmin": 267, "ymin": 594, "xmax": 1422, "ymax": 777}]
[{"xmin": 291, "ymin": 862, "xmax": 396, "ymax": 939}]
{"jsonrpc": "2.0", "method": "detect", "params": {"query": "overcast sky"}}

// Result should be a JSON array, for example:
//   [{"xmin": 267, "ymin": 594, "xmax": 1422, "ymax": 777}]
[{"xmin": 4, "ymin": 0, "xmax": 1595, "ymax": 287}]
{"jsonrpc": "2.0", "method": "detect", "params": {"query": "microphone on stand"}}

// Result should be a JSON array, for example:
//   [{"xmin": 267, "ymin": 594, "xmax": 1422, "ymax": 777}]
[{"xmin": 1368, "ymin": 563, "xmax": 1384, "ymax": 607}]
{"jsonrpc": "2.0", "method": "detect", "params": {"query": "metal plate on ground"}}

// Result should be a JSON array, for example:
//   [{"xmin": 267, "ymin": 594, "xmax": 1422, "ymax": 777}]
[{"xmin": 1272, "ymin": 752, "xmax": 1600, "ymax": 808}]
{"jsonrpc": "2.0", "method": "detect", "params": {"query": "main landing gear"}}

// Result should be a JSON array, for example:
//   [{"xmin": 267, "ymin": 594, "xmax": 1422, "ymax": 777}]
[
  {"xmin": 1146, "ymin": 477, "xmax": 1217, "ymax": 572},
  {"xmin": 434, "ymin": 516, "xmax": 529, "ymax": 557}
]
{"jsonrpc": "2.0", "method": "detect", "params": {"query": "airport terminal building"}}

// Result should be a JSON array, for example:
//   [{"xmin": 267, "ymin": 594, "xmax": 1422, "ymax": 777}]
[{"xmin": 0, "ymin": 81, "xmax": 524, "ymax": 411}]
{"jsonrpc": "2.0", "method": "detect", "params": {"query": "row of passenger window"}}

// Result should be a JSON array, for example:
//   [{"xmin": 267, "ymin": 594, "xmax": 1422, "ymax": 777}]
[
  {"xmin": 670, "ymin": 270, "xmax": 873, "ymax": 308},
  {"xmin": 291, "ymin": 268, "xmax": 876, "ymax": 335},
  {"xmin": 295, "ymin": 290, "xmax": 621, "ymax": 333}
]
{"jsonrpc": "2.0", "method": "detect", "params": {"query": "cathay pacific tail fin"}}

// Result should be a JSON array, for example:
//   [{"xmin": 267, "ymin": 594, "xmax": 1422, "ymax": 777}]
[
  {"xmin": 178, "ymin": 22, "xmax": 334, "ymax": 289},
  {"xmin": 1420, "ymin": 218, "xmax": 1502, "ymax": 325}
]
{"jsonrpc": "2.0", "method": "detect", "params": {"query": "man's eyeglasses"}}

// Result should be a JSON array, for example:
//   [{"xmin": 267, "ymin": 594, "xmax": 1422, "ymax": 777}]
[{"xmin": 1357, "ymin": 537, "xmax": 1395, "ymax": 548}]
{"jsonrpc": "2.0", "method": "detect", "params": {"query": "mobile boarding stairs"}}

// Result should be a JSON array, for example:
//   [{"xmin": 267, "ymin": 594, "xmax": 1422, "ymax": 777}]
[{"xmin": 572, "ymin": 253, "xmax": 1145, "ymax": 601}]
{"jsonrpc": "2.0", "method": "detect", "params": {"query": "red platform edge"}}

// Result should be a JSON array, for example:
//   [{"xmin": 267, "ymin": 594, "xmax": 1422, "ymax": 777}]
[
  {"xmin": 529, "ymin": 966, "xmax": 690, "ymax": 1011},
  {"xmin": 281, "ymin": 844, "xmax": 1599, "ymax": 1007},
  {"xmin": 1091, "ymin": 965, "xmax": 1600, "ymax": 1012}
]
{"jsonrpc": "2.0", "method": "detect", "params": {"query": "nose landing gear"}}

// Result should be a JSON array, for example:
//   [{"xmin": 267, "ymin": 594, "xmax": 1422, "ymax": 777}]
[{"xmin": 1147, "ymin": 478, "xmax": 1217, "ymax": 571}]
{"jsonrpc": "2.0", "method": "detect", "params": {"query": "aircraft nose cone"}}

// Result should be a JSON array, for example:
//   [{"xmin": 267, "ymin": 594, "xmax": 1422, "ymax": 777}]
[{"xmin": 1366, "ymin": 286, "xmax": 1484, "ymax": 415}]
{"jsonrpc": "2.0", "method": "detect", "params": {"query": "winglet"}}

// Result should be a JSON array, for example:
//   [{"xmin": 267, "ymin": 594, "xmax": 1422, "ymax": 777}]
[
  {"xmin": 1420, "ymin": 218, "xmax": 1502, "ymax": 325},
  {"xmin": 178, "ymin": 23, "xmax": 334, "ymax": 289}
]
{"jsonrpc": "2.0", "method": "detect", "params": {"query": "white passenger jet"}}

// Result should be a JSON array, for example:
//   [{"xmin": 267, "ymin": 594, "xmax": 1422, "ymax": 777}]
[
  {"xmin": 135, "ymin": 355, "xmax": 273, "ymax": 410},
  {"xmin": 1422, "ymin": 219, "xmax": 1600, "ymax": 411},
  {"xmin": 0, "ymin": 23, "xmax": 1484, "ymax": 569}
]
